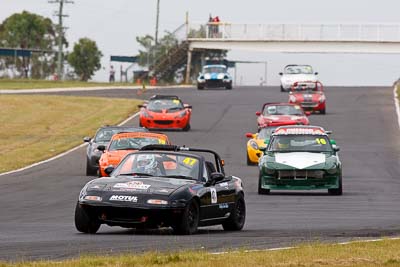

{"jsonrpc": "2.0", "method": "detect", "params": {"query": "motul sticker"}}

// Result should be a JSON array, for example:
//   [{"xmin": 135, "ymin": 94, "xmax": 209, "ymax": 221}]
[
  {"xmin": 109, "ymin": 195, "xmax": 138, "ymax": 202},
  {"xmin": 210, "ymin": 188, "xmax": 217, "ymax": 204}
]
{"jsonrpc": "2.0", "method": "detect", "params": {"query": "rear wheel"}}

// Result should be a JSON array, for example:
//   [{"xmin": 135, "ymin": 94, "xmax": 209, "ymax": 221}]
[
  {"xmin": 280, "ymin": 85, "xmax": 285, "ymax": 92},
  {"xmin": 222, "ymin": 194, "xmax": 246, "ymax": 231},
  {"xmin": 258, "ymin": 174, "xmax": 270, "ymax": 194},
  {"xmin": 86, "ymin": 160, "xmax": 97, "ymax": 176},
  {"xmin": 74, "ymin": 202, "xmax": 100, "ymax": 234},
  {"xmin": 328, "ymin": 174, "xmax": 343, "ymax": 195},
  {"xmin": 172, "ymin": 199, "xmax": 199, "ymax": 235},
  {"xmin": 183, "ymin": 123, "xmax": 191, "ymax": 131}
]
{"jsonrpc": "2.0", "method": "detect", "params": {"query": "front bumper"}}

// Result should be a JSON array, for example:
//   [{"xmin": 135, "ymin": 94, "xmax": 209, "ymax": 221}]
[
  {"xmin": 199, "ymin": 79, "xmax": 232, "ymax": 88},
  {"xmin": 79, "ymin": 202, "xmax": 184, "ymax": 227},
  {"xmin": 299, "ymin": 101, "xmax": 325, "ymax": 112},
  {"xmin": 247, "ymin": 148, "xmax": 262, "ymax": 164},
  {"xmin": 140, "ymin": 116, "xmax": 190, "ymax": 130},
  {"xmin": 260, "ymin": 171, "xmax": 340, "ymax": 190}
]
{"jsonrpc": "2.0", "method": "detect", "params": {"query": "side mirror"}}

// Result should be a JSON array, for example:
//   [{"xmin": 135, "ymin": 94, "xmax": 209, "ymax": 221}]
[
  {"xmin": 97, "ymin": 145, "xmax": 106, "ymax": 152},
  {"xmin": 137, "ymin": 104, "xmax": 145, "ymax": 108},
  {"xmin": 264, "ymin": 138, "xmax": 270, "ymax": 145},
  {"xmin": 259, "ymin": 146, "xmax": 267, "ymax": 152},
  {"xmin": 83, "ymin": 136, "xmax": 91, "ymax": 143},
  {"xmin": 279, "ymin": 72, "xmax": 283, "ymax": 75},
  {"xmin": 330, "ymin": 139, "xmax": 337, "ymax": 145},
  {"xmin": 255, "ymin": 111, "xmax": 261, "ymax": 116},
  {"xmin": 305, "ymin": 111, "xmax": 311, "ymax": 117},
  {"xmin": 314, "ymin": 72, "xmax": 318, "ymax": 75},
  {"xmin": 333, "ymin": 145, "xmax": 340, "ymax": 152},
  {"xmin": 206, "ymin": 172, "xmax": 225, "ymax": 186},
  {"xmin": 104, "ymin": 165, "xmax": 115, "ymax": 175},
  {"xmin": 245, "ymin": 132, "xmax": 254, "ymax": 138},
  {"xmin": 184, "ymin": 105, "xmax": 192, "ymax": 109}
]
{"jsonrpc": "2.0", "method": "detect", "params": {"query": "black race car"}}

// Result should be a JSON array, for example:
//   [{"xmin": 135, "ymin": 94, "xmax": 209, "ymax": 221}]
[
  {"xmin": 83, "ymin": 126, "xmax": 148, "ymax": 176},
  {"xmin": 75, "ymin": 144, "xmax": 246, "ymax": 234}
]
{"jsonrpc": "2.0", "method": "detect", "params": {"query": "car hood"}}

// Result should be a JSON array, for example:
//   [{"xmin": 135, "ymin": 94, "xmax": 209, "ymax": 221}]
[
  {"xmin": 86, "ymin": 176, "xmax": 195, "ymax": 196},
  {"xmin": 262, "ymin": 115, "xmax": 306, "ymax": 122},
  {"xmin": 264, "ymin": 152, "xmax": 337, "ymax": 170},
  {"xmin": 281, "ymin": 74, "xmax": 317, "ymax": 82}
]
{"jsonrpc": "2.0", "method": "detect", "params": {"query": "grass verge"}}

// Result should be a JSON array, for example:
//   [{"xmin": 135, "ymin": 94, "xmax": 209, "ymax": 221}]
[
  {"xmin": 0, "ymin": 95, "xmax": 141, "ymax": 173},
  {"xmin": 0, "ymin": 239, "xmax": 400, "ymax": 266},
  {"xmin": 0, "ymin": 79, "xmax": 137, "ymax": 89}
]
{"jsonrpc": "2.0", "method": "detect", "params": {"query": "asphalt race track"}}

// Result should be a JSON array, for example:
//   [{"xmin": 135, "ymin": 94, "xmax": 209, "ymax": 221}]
[{"xmin": 1, "ymin": 86, "xmax": 400, "ymax": 260}]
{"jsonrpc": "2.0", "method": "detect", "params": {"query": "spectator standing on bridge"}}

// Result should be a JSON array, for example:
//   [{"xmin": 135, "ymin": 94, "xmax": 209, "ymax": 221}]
[
  {"xmin": 109, "ymin": 65, "xmax": 115, "ymax": 82},
  {"xmin": 212, "ymin": 16, "xmax": 220, "ymax": 38}
]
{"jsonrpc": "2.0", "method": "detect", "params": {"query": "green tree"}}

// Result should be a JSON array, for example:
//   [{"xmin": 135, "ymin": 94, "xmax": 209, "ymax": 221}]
[
  {"xmin": 0, "ymin": 11, "xmax": 65, "ymax": 78},
  {"xmin": 67, "ymin": 38, "xmax": 102, "ymax": 81}
]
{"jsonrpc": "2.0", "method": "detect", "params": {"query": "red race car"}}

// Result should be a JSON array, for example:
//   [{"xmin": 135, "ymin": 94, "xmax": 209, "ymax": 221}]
[
  {"xmin": 289, "ymin": 81, "xmax": 326, "ymax": 114},
  {"xmin": 138, "ymin": 95, "xmax": 192, "ymax": 131},
  {"xmin": 256, "ymin": 103, "xmax": 310, "ymax": 130}
]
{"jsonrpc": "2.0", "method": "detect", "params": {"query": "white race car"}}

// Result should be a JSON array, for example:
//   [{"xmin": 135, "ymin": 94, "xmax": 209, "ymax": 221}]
[
  {"xmin": 197, "ymin": 64, "xmax": 233, "ymax": 90},
  {"xmin": 279, "ymin": 65, "xmax": 318, "ymax": 92}
]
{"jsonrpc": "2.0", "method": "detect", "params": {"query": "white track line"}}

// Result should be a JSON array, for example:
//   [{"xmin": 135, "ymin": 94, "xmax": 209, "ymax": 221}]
[
  {"xmin": 0, "ymin": 112, "xmax": 139, "ymax": 177},
  {"xmin": 393, "ymin": 84, "xmax": 400, "ymax": 129},
  {"xmin": 210, "ymin": 236, "xmax": 400, "ymax": 255}
]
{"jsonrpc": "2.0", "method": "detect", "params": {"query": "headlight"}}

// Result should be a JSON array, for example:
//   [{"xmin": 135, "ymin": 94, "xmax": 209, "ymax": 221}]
[
  {"xmin": 326, "ymin": 166, "xmax": 338, "ymax": 174},
  {"xmin": 147, "ymin": 199, "xmax": 168, "ymax": 205},
  {"xmin": 289, "ymin": 95, "xmax": 297, "ymax": 102},
  {"xmin": 217, "ymin": 73, "xmax": 224, "ymax": 79},
  {"xmin": 142, "ymin": 110, "xmax": 153, "ymax": 118},
  {"xmin": 84, "ymin": 196, "xmax": 102, "ymax": 201},
  {"xmin": 249, "ymin": 140, "xmax": 259, "ymax": 150},
  {"xmin": 175, "ymin": 110, "xmax": 187, "ymax": 118}
]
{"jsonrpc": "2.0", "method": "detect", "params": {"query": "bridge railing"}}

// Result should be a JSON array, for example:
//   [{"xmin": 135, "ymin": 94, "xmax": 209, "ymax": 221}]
[{"xmin": 184, "ymin": 22, "xmax": 400, "ymax": 42}]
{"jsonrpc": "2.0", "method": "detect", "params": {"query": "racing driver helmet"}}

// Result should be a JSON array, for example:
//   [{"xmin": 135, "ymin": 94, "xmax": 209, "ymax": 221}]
[
  {"xmin": 277, "ymin": 137, "xmax": 290, "ymax": 149},
  {"xmin": 136, "ymin": 154, "xmax": 158, "ymax": 174}
]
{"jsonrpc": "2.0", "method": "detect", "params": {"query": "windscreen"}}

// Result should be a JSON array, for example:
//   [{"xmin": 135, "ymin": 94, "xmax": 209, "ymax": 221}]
[
  {"xmin": 203, "ymin": 66, "xmax": 226, "ymax": 74},
  {"xmin": 263, "ymin": 105, "xmax": 304, "ymax": 116},
  {"xmin": 147, "ymin": 99, "xmax": 184, "ymax": 112},
  {"xmin": 109, "ymin": 137, "xmax": 166, "ymax": 151},
  {"xmin": 284, "ymin": 65, "xmax": 313, "ymax": 74},
  {"xmin": 114, "ymin": 152, "xmax": 200, "ymax": 180},
  {"xmin": 268, "ymin": 135, "xmax": 332, "ymax": 152}
]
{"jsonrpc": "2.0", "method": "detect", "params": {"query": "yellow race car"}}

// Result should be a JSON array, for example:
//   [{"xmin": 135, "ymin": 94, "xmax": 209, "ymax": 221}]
[{"xmin": 245, "ymin": 127, "xmax": 277, "ymax": 165}]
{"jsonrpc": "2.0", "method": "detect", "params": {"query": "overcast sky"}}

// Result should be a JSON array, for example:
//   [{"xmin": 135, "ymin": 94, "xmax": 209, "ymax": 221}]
[{"xmin": 2, "ymin": 0, "xmax": 400, "ymax": 85}]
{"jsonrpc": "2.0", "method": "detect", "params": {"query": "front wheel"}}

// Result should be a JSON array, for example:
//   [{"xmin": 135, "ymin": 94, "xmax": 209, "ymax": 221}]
[
  {"xmin": 74, "ymin": 202, "xmax": 100, "ymax": 234},
  {"xmin": 183, "ymin": 123, "xmax": 191, "ymax": 131},
  {"xmin": 328, "ymin": 174, "xmax": 343, "ymax": 195},
  {"xmin": 197, "ymin": 84, "xmax": 204, "ymax": 90},
  {"xmin": 258, "ymin": 174, "xmax": 270, "ymax": 194},
  {"xmin": 222, "ymin": 194, "xmax": 246, "ymax": 231},
  {"xmin": 225, "ymin": 84, "xmax": 232, "ymax": 90},
  {"xmin": 86, "ymin": 160, "xmax": 97, "ymax": 176},
  {"xmin": 172, "ymin": 199, "xmax": 199, "ymax": 235},
  {"xmin": 320, "ymin": 108, "xmax": 326, "ymax": 114}
]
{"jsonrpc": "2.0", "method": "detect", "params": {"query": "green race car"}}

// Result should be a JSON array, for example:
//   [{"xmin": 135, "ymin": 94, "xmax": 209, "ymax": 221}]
[{"xmin": 258, "ymin": 125, "xmax": 342, "ymax": 195}]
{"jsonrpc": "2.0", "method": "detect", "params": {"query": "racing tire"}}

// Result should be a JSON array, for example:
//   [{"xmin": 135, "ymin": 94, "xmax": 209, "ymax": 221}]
[
  {"xmin": 280, "ymin": 85, "xmax": 285, "ymax": 92},
  {"xmin": 320, "ymin": 108, "xmax": 326, "ymax": 114},
  {"xmin": 246, "ymin": 153, "xmax": 255, "ymax": 166},
  {"xmin": 197, "ymin": 84, "xmax": 204, "ymax": 90},
  {"xmin": 74, "ymin": 202, "xmax": 101, "ymax": 234},
  {"xmin": 225, "ymin": 84, "xmax": 232, "ymax": 90},
  {"xmin": 172, "ymin": 199, "xmax": 199, "ymax": 235},
  {"xmin": 258, "ymin": 174, "xmax": 270, "ymax": 195},
  {"xmin": 183, "ymin": 123, "xmax": 191, "ymax": 132},
  {"xmin": 139, "ymin": 121, "xmax": 143, "ymax": 127},
  {"xmin": 328, "ymin": 174, "xmax": 343, "ymax": 195},
  {"xmin": 86, "ymin": 160, "xmax": 97, "ymax": 176},
  {"xmin": 222, "ymin": 194, "xmax": 246, "ymax": 231}
]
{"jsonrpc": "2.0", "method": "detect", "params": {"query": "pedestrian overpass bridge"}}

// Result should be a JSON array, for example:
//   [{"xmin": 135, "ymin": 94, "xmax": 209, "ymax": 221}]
[{"xmin": 148, "ymin": 22, "xmax": 400, "ymax": 82}]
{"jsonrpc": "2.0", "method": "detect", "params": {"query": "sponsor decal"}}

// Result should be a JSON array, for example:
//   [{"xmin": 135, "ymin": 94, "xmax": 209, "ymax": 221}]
[
  {"xmin": 219, "ymin": 203, "xmax": 229, "ymax": 209},
  {"xmin": 109, "ymin": 195, "xmax": 138, "ymax": 202},
  {"xmin": 210, "ymin": 187, "xmax": 217, "ymax": 204},
  {"xmin": 275, "ymin": 128, "xmax": 324, "ymax": 135},
  {"xmin": 156, "ymin": 189, "xmax": 169, "ymax": 193},
  {"xmin": 114, "ymin": 181, "xmax": 151, "ymax": 190},
  {"xmin": 219, "ymin": 182, "xmax": 228, "ymax": 187}
]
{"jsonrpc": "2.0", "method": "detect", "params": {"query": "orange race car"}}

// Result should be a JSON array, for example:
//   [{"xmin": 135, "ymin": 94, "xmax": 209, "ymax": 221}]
[
  {"xmin": 138, "ymin": 95, "xmax": 192, "ymax": 131},
  {"xmin": 97, "ymin": 132, "xmax": 170, "ymax": 177}
]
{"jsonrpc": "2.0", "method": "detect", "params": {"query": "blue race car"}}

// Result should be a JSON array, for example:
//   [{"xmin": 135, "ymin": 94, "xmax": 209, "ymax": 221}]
[{"xmin": 197, "ymin": 64, "xmax": 233, "ymax": 90}]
